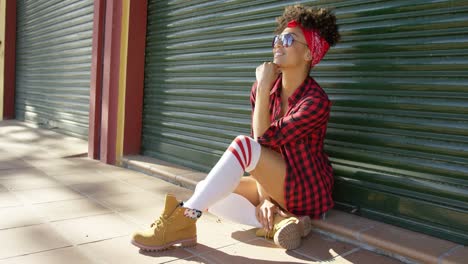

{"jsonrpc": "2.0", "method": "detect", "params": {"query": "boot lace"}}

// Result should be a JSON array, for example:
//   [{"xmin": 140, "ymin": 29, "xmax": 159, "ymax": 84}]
[
  {"xmin": 151, "ymin": 216, "xmax": 169, "ymax": 230},
  {"xmin": 264, "ymin": 224, "xmax": 280, "ymax": 239}
]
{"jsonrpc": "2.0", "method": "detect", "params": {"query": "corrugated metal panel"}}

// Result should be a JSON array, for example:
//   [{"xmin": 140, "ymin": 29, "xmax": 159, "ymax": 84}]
[
  {"xmin": 143, "ymin": 0, "xmax": 468, "ymax": 243},
  {"xmin": 15, "ymin": 0, "xmax": 94, "ymax": 138}
]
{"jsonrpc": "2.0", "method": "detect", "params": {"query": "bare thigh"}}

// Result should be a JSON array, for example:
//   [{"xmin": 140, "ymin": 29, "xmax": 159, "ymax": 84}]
[
  {"xmin": 249, "ymin": 146, "xmax": 287, "ymax": 209},
  {"xmin": 233, "ymin": 176, "xmax": 260, "ymax": 206}
]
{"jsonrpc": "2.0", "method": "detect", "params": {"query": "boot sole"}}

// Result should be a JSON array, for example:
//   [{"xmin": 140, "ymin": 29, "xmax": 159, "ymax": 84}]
[
  {"xmin": 298, "ymin": 215, "xmax": 312, "ymax": 238},
  {"xmin": 273, "ymin": 221, "xmax": 301, "ymax": 250},
  {"xmin": 131, "ymin": 237, "xmax": 197, "ymax": 251}
]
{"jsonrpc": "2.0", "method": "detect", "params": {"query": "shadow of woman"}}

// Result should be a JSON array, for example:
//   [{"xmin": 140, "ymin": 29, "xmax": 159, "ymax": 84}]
[
  {"xmin": 230, "ymin": 229, "xmax": 354, "ymax": 263},
  {"xmin": 138, "ymin": 245, "xmax": 314, "ymax": 264}
]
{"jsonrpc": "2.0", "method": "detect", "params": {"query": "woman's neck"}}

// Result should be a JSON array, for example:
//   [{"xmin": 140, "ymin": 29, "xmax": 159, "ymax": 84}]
[{"xmin": 280, "ymin": 68, "xmax": 309, "ymax": 99}]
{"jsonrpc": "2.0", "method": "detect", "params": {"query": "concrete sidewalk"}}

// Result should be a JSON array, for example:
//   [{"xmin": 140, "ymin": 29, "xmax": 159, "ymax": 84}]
[{"xmin": 0, "ymin": 120, "xmax": 402, "ymax": 264}]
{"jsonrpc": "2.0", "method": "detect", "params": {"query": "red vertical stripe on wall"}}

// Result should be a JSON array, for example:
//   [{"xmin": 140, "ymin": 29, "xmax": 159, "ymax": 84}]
[
  {"xmin": 123, "ymin": 0, "xmax": 147, "ymax": 155},
  {"xmin": 100, "ymin": 0, "xmax": 122, "ymax": 164},
  {"xmin": 3, "ymin": 0, "xmax": 16, "ymax": 119},
  {"xmin": 88, "ymin": 0, "xmax": 106, "ymax": 159}
]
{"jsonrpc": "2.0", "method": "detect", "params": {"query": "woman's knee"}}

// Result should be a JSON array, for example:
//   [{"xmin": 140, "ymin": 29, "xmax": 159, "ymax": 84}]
[
  {"xmin": 232, "ymin": 135, "xmax": 255, "ymax": 144},
  {"xmin": 229, "ymin": 135, "xmax": 262, "ymax": 172}
]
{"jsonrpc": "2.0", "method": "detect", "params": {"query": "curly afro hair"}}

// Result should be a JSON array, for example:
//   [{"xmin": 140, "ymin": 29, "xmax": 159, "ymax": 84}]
[{"xmin": 275, "ymin": 5, "xmax": 340, "ymax": 47}]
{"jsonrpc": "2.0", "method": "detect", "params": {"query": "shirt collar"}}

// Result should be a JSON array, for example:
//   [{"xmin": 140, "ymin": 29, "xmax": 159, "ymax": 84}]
[
  {"xmin": 270, "ymin": 76, "xmax": 282, "ymax": 95},
  {"xmin": 271, "ymin": 75, "xmax": 313, "ymax": 106},
  {"xmin": 288, "ymin": 76, "xmax": 312, "ymax": 105}
]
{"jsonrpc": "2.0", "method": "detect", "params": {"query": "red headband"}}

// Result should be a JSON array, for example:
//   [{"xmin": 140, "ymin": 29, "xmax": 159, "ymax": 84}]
[{"xmin": 287, "ymin": 20, "xmax": 330, "ymax": 67}]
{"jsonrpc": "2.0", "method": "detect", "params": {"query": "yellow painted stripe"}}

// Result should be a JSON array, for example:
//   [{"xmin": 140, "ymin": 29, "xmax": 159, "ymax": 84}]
[
  {"xmin": 0, "ymin": 0, "xmax": 6, "ymax": 120},
  {"xmin": 115, "ymin": 0, "xmax": 130, "ymax": 165}
]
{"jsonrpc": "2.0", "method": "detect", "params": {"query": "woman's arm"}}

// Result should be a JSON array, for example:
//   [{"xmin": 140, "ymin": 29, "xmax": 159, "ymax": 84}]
[
  {"xmin": 253, "ymin": 62, "xmax": 280, "ymax": 140},
  {"xmin": 252, "ymin": 83, "xmax": 271, "ymax": 140}
]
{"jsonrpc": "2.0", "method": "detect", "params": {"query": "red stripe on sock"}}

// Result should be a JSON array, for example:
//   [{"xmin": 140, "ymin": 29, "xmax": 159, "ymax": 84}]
[
  {"xmin": 245, "ymin": 138, "xmax": 252, "ymax": 167},
  {"xmin": 228, "ymin": 146, "xmax": 245, "ymax": 171},
  {"xmin": 234, "ymin": 137, "xmax": 247, "ymax": 166}
]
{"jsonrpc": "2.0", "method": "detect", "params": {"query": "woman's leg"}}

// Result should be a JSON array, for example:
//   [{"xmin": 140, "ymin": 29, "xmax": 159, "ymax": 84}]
[
  {"xmin": 242, "ymin": 148, "xmax": 312, "ymax": 243},
  {"xmin": 205, "ymin": 171, "xmax": 292, "ymax": 230},
  {"xmin": 185, "ymin": 140, "xmax": 288, "ymax": 229},
  {"xmin": 207, "ymin": 177, "xmax": 263, "ymax": 228},
  {"xmin": 132, "ymin": 135, "xmax": 262, "ymax": 251},
  {"xmin": 184, "ymin": 135, "xmax": 262, "ymax": 211},
  {"xmin": 132, "ymin": 135, "xmax": 303, "ymax": 251},
  {"xmin": 204, "ymin": 145, "xmax": 290, "ymax": 230},
  {"xmin": 185, "ymin": 138, "xmax": 288, "ymax": 214},
  {"xmin": 249, "ymin": 146, "xmax": 287, "ymax": 210},
  {"xmin": 233, "ymin": 176, "xmax": 261, "ymax": 206}
]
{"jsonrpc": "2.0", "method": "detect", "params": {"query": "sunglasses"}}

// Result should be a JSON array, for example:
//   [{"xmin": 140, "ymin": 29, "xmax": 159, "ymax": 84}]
[{"xmin": 272, "ymin": 33, "xmax": 308, "ymax": 48}]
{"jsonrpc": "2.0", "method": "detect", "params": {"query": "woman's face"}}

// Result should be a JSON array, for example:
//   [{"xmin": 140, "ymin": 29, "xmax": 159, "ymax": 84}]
[{"xmin": 272, "ymin": 27, "xmax": 310, "ymax": 70}]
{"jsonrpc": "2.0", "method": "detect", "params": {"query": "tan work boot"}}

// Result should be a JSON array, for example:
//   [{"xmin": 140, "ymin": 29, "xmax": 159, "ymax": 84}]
[
  {"xmin": 131, "ymin": 194, "xmax": 198, "ymax": 251},
  {"xmin": 256, "ymin": 215, "xmax": 311, "ymax": 250}
]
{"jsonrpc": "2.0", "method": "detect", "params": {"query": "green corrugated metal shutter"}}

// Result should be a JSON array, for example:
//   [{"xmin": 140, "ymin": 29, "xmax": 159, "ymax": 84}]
[
  {"xmin": 15, "ymin": 0, "xmax": 94, "ymax": 139},
  {"xmin": 143, "ymin": 0, "xmax": 468, "ymax": 244}
]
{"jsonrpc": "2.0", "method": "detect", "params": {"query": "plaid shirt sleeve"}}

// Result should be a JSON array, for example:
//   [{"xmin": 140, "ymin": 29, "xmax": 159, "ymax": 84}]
[{"xmin": 257, "ymin": 96, "xmax": 331, "ymax": 148}]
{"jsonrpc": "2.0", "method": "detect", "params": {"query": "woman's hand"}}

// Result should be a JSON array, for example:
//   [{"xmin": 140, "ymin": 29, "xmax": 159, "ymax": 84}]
[
  {"xmin": 256, "ymin": 199, "xmax": 278, "ymax": 231},
  {"xmin": 255, "ymin": 62, "xmax": 280, "ymax": 92}
]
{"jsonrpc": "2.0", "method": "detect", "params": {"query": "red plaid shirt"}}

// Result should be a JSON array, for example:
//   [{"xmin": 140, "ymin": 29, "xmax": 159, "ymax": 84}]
[{"xmin": 250, "ymin": 75, "xmax": 334, "ymax": 218}]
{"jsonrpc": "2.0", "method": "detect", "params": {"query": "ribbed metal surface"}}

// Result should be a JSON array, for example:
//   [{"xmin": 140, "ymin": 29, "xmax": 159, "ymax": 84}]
[
  {"xmin": 143, "ymin": 0, "xmax": 468, "ymax": 243},
  {"xmin": 15, "ymin": 0, "xmax": 94, "ymax": 139}
]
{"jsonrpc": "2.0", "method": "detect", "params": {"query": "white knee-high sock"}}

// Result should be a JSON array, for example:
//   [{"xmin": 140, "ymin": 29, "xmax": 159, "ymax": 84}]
[
  {"xmin": 191, "ymin": 180, "xmax": 262, "ymax": 227},
  {"xmin": 184, "ymin": 135, "xmax": 261, "ymax": 211},
  {"xmin": 208, "ymin": 192, "xmax": 262, "ymax": 228}
]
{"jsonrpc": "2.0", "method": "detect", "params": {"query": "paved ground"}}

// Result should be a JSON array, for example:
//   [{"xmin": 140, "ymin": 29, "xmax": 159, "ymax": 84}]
[{"xmin": 0, "ymin": 120, "xmax": 402, "ymax": 264}]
